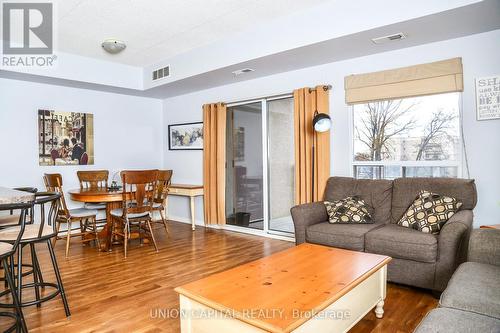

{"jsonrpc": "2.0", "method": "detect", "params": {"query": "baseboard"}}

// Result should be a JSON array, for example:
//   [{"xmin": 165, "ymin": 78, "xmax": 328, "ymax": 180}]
[
  {"xmin": 167, "ymin": 214, "xmax": 206, "ymax": 227},
  {"xmin": 166, "ymin": 215, "xmax": 294, "ymax": 241}
]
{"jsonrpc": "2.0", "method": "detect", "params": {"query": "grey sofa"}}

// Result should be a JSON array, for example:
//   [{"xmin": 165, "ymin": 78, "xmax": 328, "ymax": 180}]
[
  {"xmin": 414, "ymin": 229, "xmax": 500, "ymax": 332},
  {"xmin": 290, "ymin": 176, "xmax": 477, "ymax": 292}
]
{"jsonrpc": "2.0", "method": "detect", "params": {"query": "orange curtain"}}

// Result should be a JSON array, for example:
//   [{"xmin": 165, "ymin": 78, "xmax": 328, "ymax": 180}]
[
  {"xmin": 294, "ymin": 85, "xmax": 331, "ymax": 204},
  {"xmin": 203, "ymin": 103, "xmax": 227, "ymax": 225}
]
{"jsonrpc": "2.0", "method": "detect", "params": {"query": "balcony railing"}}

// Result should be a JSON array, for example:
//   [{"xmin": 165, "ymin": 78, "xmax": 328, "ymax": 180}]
[{"xmin": 352, "ymin": 161, "xmax": 460, "ymax": 180}]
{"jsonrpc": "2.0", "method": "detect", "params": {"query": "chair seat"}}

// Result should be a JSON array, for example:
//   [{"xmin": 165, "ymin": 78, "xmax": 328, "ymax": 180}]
[
  {"xmin": 110, "ymin": 208, "xmax": 149, "ymax": 219},
  {"xmin": 84, "ymin": 202, "xmax": 106, "ymax": 210},
  {"xmin": 0, "ymin": 242, "xmax": 13, "ymax": 256},
  {"xmin": 306, "ymin": 222, "xmax": 382, "ymax": 251},
  {"xmin": 130, "ymin": 200, "xmax": 162, "ymax": 209},
  {"xmin": 0, "ymin": 214, "xmax": 21, "ymax": 227},
  {"xmin": 440, "ymin": 262, "xmax": 500, "ymax": 319},
  {"xmin": 69, "ymin": 208, "xmax": 98, "ymax": 218},
  {"xmin": 0, "ymin": 224, "xmax": 55, "ymax": 242},
  {"xmin": 365, "ymin": 224, "xmax": 438, "ymax": 263}
]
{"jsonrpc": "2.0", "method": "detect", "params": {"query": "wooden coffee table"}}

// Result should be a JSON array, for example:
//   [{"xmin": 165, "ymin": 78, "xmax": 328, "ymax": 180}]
[{"xmin": 175, "ymin": 243, "xmax": 391, "ymax": 333}]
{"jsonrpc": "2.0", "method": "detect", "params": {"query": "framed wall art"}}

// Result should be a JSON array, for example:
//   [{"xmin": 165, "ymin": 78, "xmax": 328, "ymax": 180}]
[
  {"xmin": 168, "ymin": 122, "xmax": 203, "ymax": 150},
  {"xmin": 38, "ymin": 110, "xmax": 94, "ymax": 166},
  {"xmin": 476, "ymin": 75, "xmax": 500, "ymax": 120}
]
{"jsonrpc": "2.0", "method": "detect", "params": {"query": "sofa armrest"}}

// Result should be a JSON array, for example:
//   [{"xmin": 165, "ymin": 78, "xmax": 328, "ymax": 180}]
[
  {"xmin": 468, "ymin": 229, "xmax": 500, "ymax": 266},
  {"xmin": 433, "ymin": 210, "xmax": 473, "ymax": 291},
  {"xmin": 290, "ymin": 202, "xmax": 328, "ymax": 245}
]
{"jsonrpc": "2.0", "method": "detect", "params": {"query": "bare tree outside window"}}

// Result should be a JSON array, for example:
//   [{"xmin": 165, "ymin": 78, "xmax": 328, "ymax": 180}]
[
  {"xmin": 416, "ymin": 109, "xmax": 457, "ymax": 161},
  {"xmin": 355, "ymin": 100, "xmax": 417, "ymax": 161},
  {"xmin": 352, "ymin": 93, "xmax": 460, "ymax": 179}
]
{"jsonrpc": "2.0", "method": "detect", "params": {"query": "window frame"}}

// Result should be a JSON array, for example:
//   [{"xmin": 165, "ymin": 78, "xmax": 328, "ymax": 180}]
[{"xmin": 348, "ymin": 93, "xmax": 464, "ymax": 180}]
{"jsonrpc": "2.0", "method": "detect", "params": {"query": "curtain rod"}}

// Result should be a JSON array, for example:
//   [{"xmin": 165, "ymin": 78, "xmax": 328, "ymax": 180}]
[
  {"xmin": 222, "ymin": 91, "xmax": 293, "ymax": 107},
  {"xmin": 204, "ymin": 85, "xmax": 332, "ymax": 107},
  {"xmin": 309, "ymin": 85, "xmax": 332, "ymax": 93}
]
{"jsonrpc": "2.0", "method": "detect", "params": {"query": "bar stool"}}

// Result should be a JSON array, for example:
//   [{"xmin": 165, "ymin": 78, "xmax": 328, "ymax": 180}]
[
  {"xmin": 0, "ymin": 192, "xmax": 71, "ymax": 318},
  {"xmin": 0, "ymin": 188, "xmax": 41, "ymax": 295},
  {"xmin": 0, "ymin": 201, "xmax": 30, "ymax": 333}
]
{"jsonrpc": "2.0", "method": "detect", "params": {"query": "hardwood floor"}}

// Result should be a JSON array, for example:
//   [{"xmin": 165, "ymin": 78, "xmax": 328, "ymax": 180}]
[{"xmin": 0, "ymin": 221, "xmax": 436, "ymax": 332}]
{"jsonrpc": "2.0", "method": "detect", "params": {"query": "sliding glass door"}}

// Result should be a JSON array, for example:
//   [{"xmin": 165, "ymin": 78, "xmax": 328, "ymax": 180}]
[
  {"xmin": 225, "ymin": 96, "xmax": 295, "ymax": 237},
  {"xmin": 225, "ymin": 102, "xmax": 264, "ymax": 230},
  {"xmin": 267, "ymin": 97, "xmax": 295, "ymax": 234}
]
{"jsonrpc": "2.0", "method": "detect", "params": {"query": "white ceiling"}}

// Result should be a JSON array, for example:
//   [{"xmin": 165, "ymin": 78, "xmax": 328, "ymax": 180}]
[{"xmin": 56, "ymin": 0, "xmax": 329, "ymax": 67}]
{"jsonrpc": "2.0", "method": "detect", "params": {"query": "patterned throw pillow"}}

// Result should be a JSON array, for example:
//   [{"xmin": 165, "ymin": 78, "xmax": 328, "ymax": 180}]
[
  {"xmin": 324, "ymin": 196, "xmax": 373, "ymax": 224},
  {"xmin": 398, "ymin": 190, "xmax": 462, "ymax": 234}
]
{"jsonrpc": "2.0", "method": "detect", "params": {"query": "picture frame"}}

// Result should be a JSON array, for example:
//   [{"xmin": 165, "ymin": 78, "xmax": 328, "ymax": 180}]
[
  {"xmin": 475, "ymin": 75, "xmax": 500, "ymax": 121},
  {"xmin": 168, "ymin": 122, "xmax": 203, "ymax": 150},
  {"xmin": 38, "ymin": 110, "xmax": 95, "ymax": 166}
]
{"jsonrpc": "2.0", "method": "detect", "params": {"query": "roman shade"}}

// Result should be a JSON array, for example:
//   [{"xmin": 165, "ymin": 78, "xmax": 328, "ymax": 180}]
[{"xmin": 345, "ymin": 58, "xmax": 463, "ymax": 105}]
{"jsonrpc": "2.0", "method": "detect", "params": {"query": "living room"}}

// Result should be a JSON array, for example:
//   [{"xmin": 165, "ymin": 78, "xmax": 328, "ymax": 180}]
[{"xmin": 0, "ymin": 0, "xmax": 499, "ymax": 332}]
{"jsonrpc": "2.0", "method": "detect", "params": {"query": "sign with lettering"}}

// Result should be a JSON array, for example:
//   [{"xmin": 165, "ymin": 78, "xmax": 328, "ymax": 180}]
[{"xmin": 475, "ymin": 75, "xmax": 500, "ymax": 120}]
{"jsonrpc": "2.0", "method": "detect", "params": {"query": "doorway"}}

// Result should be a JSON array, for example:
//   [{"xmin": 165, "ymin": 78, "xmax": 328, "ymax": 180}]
[{"xmin": 225, "ymin": 96, "xmax": 295, "ymax": 237}]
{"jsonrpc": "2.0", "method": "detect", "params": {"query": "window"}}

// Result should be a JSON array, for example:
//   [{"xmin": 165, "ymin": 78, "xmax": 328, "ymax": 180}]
[{"xmin": 352, "ymin": 92, "xmax": 461, "ymax": 179}]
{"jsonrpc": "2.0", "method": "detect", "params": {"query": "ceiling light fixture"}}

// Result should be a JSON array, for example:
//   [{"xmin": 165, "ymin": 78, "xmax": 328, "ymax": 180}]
[{"xmin": 101, "ymin": 39, "xmax": 126, "ymax": 54}]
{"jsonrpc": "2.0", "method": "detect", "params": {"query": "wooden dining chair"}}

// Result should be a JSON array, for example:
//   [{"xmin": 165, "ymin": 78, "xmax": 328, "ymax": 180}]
[
  {"xmin": 151, "ymin": 170, "xmax": 173, "ymax": 233},
  {"xmin": 77, "ymin": 170, "xmax": 109, "ymax": 190},
  {"xmin": 43, "ymin": 173, "xmax": 100, "ymax": 257},
  {"xmin": 77, "ymin": 170, "xmax": 109, "ymax": 225},
  {"xmin": 110, "ymin": 170, "xmax": 159, "ymax": 258}
]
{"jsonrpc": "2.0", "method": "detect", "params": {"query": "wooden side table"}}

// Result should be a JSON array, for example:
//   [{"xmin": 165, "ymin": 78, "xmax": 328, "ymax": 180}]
[{"xmin": 168, "ymin": 184, "xmax": 203, "ymax": 231}]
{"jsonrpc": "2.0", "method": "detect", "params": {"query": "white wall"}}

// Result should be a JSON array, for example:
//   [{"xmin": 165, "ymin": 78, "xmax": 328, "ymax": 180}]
[
  {"xmin": 0, "ymin": 78, "xmax": 163, "ymax": 207},
  {"xmin": 163, "ymin": 29, "xmax": 500, "ymax": 228}
]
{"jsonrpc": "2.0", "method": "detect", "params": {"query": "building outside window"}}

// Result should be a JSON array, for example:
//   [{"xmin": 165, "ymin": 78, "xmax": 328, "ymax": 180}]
[{"xmin": 352, "ymin": 92, "xmax": 461, "ymax": 180}]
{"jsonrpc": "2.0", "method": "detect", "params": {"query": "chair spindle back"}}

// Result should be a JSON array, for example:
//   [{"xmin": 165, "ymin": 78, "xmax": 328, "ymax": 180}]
[
  {"xmin": 77, "ymin": 170, "xmax": 109, "ymax": 189},
  {"xmin": 120, "ymin": 170, "xmax": 158, "ymax": 217}
]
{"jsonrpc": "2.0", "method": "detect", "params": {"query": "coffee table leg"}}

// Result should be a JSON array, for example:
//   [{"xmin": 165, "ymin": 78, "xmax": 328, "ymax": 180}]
[{"xmin": 375, "ymin": 300, "xmax": 384, "ymax": 318}]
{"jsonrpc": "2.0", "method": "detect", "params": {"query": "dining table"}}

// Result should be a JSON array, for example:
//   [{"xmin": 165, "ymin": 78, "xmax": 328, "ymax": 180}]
[{"xmin": 68, "ymin": 187, "xmax": 130, "ymax": 252}]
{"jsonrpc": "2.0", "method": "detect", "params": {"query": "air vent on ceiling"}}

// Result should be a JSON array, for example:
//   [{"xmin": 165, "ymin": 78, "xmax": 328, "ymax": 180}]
[
  {"xmin": 371, "ymin": 32, "xmax": 407, "ymax": 45},
  {"xmin": 232, "ymin": 68, "xmax": 254, "ymax": 76},
  {"xmin": 152, "ymin": 65, "xmax": 170, "ymax": 81}
]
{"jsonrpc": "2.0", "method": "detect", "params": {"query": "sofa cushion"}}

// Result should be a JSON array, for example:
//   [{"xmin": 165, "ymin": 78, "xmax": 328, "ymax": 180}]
[
  {"xmin": 324, "ymin": 196, "xmax": 373, "ymax": 224},
  {"xmin": 440, "ymin": 262, "xmax": 500, "ymax": 319},
  {"xmin": 397, "ymin": 190, "xmax": 462, "ymax": 234},
  {"xmin": 306, "ymin": 222, "xmax": 382, "ymax": 251},
  {"xmin": 365, "ymin": 224, "xmax": 438, "ymax": 263},
  {"xmin": 414, "ymin": 308, "xmax": 500, "ymax": 333},
  {"xmin": 323, "ymin": 177, "xmax": 393, "ymax": 224},
  {"xmin": 391, "ymin": 177, "xmax": 476, "ymax": 223}
]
